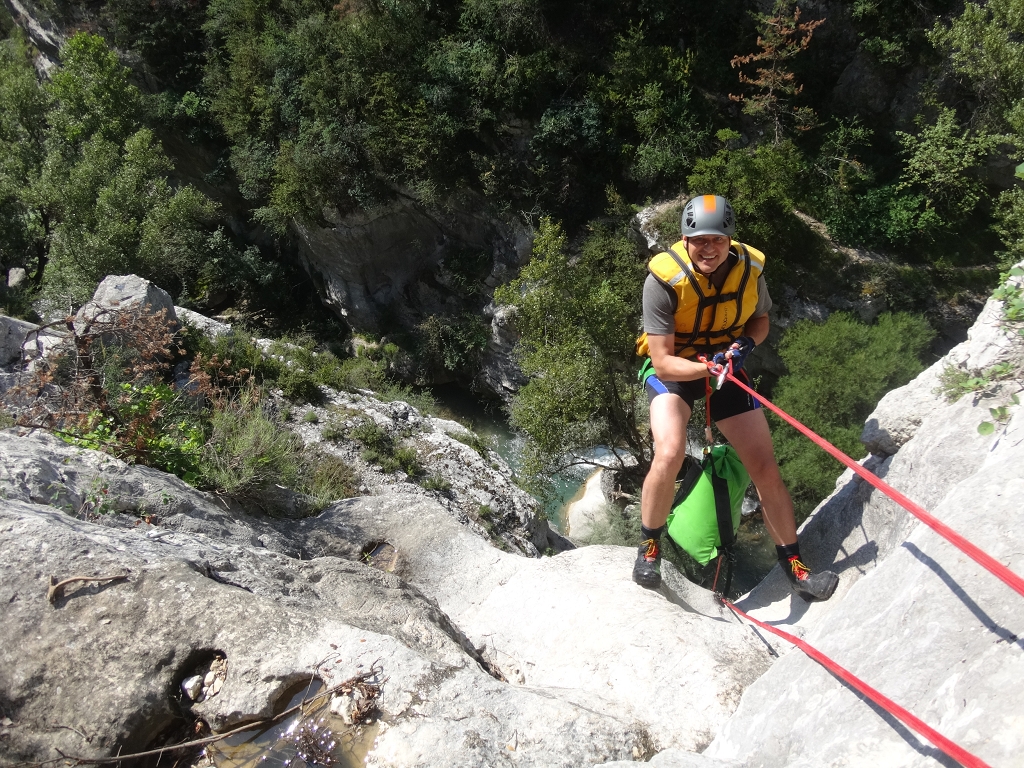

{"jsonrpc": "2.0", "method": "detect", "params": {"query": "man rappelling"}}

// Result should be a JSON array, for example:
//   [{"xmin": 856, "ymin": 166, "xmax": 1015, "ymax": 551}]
[{"xmin": 634, "ymin": 194, "xmax": 839, "ymax": 602}]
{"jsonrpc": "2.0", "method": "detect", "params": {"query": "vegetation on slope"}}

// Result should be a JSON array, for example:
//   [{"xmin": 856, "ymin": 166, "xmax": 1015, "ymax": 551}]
[{"xmin": 2, "ymin": 0, "xmax": 1024, "ymax": 513}]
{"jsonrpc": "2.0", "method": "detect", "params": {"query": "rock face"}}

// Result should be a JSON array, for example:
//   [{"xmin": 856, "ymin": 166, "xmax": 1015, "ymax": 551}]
[
  {"xmin": 4, "ymin": 274, "xmax": 1023, "ymax": 767},
  {"xmin": 292, "ymin": 198, "xmax": 532, "ymax": 398},
  {"xmin": 293, "ymin": 387, "xmax": 550, "ymax": 556},
  {"xmin": 697, "ymin": 273, "xmax": 1024, "ymax": 767},
  {"xmin": 0, "ymin": 430, "xmax": 773, "ymax": 766}
]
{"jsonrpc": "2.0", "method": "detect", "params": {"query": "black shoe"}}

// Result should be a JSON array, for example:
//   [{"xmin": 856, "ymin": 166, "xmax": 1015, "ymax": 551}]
[
  {"xmin": 633, "ymin": 538, "xmax": 662, "ymax": 589},
  {"xmin": 784, "ymin": 556, "xmax": 838, "ymax": 602}
]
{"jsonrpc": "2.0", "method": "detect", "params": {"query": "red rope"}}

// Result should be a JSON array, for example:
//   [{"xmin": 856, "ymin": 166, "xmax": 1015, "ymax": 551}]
[
  {"xmin": 722, "ymin": 599, "xmax": 992, "ymax": 768},
  {"xmin": 718, "ymin": 361, "xmax": 1024, "ymax": 601}
]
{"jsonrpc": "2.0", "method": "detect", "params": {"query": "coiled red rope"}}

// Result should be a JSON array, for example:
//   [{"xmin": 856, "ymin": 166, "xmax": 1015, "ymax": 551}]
[
  {"xmin": 721, "ymin": 599, "xmax": 992, "ymax": 768},
  {"xmin": 715, "ymin": 360, "xmax": 1024, "ymax": 601}
]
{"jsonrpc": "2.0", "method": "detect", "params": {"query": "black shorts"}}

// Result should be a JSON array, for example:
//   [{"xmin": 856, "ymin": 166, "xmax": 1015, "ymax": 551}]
[{"xmin": 645, "ymin": 367, "xmax": 761, "ymax": 422}]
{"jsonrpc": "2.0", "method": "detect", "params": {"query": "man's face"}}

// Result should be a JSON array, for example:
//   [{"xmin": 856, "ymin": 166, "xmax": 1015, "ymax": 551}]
[{"xmin": 683, "ymin": 234, "xmax": 731, "ymax": 275}]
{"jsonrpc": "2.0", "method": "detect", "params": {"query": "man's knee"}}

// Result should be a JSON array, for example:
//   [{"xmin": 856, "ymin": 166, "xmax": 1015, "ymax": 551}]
[{"xmin": 651, "ymin": 438, "xmax": 688, "ymax": 473}]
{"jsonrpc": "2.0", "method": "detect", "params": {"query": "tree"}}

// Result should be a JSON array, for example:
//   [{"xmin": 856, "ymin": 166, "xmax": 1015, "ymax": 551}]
[
  {"xmin": 0, "ymin": 31, "xmax": 49, "ymax": 286},
  {"xmin": 771, "ymin": 312, "xmax": 935, "ymax": 517},
  {"xmin": 897, "ymin": 108, "xmax": 1000, "ymax": 229},
  {"xmin": 931, "ymin": 0, "xmax": 1024, "ymax": 265},
  {"xmin": 930, "ymin": 0, "xmax": 1024, "ymax": 135},
  {"xmin": 494, "ymin": 217, "xmax": 649, "ymax": 497},
  {"xmin": 0, "ymin": 31, "xmax": 244, "ymax": 310},
  {"xmin": 730, "ymin": 0, "xmax": 824, "ymax": 144}
]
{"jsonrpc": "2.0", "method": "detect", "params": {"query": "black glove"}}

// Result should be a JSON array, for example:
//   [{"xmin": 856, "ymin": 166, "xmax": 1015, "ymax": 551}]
[{"xmin": 725, "ymin": 335, "xmax": 756, "ymax": 371}]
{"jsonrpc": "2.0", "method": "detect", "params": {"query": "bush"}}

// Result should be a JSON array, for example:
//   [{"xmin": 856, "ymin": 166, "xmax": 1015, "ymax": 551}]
[
  {"xmin": 771, "ymin": 312, "xmax": 935, "ymax": 517},
  {"xmin": 495, "ymin": 217, "xmax": 650, "ymax": 488},
  {"xmin": 301, "ymin": 450, "xmax": 359, "ymax": 510},
  {"xmin": 416, "ymin": 312, "xmax": 491, "ymax": 375},
  {"xmin": 421, "ymin": 475, "xmax": 452, "ymax": 493},
  {"xmin": 349, "ymin": 420, "xmax": 423, "ymax": 476},
  {"xmin": 199, "ymin": 387, "xmax": 303, "ymax": 499}
]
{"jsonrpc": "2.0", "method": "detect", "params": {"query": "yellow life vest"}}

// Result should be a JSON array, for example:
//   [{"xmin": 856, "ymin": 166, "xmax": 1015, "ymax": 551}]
[{"xmin": 636, "ymin": 240, "xmax": 765, "ymax": 359}]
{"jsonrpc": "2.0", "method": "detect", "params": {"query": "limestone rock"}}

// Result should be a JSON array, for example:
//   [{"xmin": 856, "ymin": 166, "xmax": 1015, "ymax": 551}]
[
  {"xmin": 1, "ymin": 314, "xmax": 39, "ymax": 367},
  {"xmin": 702, "ymin": 302, "xmax": 1024, "ymax": 766},
  {"xmin": 296, "ymin": 387, "xmax": 548, "ymax": 556},
  {"xmin": 300, "ymin": 495, "xmax": 775, "ymax": 752},
  {"xmin": 0, "ymin": 432, "xmax": 770, "ymax": 766},
  {"xmin": 7, "ymin": 267, "xmax": 27, "ymax": 289},
  {"xmin": 73, "ymin": 275, "xmax": 178, "ymax": 335},
  {"xmin": 174, "ymin": 306, "xmax": 232, "ymax": 337},
  {"xmin": 475, "ymin": 303, "xmax": 528, "ymax": 400}
]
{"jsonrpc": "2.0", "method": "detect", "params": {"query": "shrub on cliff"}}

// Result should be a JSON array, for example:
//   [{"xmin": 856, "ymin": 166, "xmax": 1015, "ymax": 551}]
[{"xmin": 771, "ymin": 311, "xmax": 935, "ymax": 517}]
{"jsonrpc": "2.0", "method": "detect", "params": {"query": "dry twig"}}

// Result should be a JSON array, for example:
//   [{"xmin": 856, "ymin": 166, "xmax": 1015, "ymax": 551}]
[
  {"xmin": 46, "ymin": 665, "xmax": 385, "ymax": 766},
  {"xmin": 47, "ymin": 573, "xmax": 130, "ymax": 604}
]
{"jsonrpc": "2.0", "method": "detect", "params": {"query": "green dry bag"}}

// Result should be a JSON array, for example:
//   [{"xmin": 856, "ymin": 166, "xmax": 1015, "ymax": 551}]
[{"xmin": 665, "ymin": 445, "xmax": 750, "ymax": 566}]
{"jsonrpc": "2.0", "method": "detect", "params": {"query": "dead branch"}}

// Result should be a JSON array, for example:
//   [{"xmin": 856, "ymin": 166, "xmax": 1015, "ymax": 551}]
[{"xmin": 47, "ymin": 573, "xmax": 130, "ymax": 604}]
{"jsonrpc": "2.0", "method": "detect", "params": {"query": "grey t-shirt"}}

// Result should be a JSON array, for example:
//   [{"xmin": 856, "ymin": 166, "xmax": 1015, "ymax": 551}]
[{"xmin": 643, "ymin": 270, "xmax": 772, "ymax": 335}]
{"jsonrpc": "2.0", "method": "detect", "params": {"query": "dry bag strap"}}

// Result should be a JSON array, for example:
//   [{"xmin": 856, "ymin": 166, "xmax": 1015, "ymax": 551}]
[
  {"xmin": 709, "ymin": 456, "xmax": 735, "ymax": 550},
  {"xmin": 671, "ymin": 455, "xmax": 703, "ymax": 507}
]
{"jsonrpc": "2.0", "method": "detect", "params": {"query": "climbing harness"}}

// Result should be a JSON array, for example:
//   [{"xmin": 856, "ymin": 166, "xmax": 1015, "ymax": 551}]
[{"xmin": 699, "ymin": 356, "xmax": 1020, "ymax": 768}]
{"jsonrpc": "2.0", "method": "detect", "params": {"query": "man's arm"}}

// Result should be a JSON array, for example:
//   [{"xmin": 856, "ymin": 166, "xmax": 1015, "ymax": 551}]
[
  {"xmin": 648, "ymin": 334, "xmax": 711, "ymax": 382},
  {"xmin": 741, "ymin": 313, "xmax": 769, "ymax": 346}
]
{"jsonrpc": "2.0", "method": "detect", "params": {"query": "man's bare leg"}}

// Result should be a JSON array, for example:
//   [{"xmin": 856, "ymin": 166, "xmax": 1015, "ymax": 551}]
[
  {"xmin": 641, "ymin": 393, "xmax": 692, "ymax": 530},
  {"xmin": 633, "ymin": 393, "xmax": 691, "ymax": 587},
  {"xmin": 716, "ymin": 407, "xmax": 838, "ymax": 601}
]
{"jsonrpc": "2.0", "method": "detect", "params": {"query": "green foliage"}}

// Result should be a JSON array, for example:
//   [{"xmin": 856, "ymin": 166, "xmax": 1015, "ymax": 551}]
[
  {"xmin": 416, "ymin": 312, "xmax": 490, "ymax": 374},
  {"xmin": 0, "ymin": 31, "xmax": 237, "ymax": 310},
  {"xmin": 495, "ymin": 217, "xmax": 650, "ymax": 498},
  {"xmin": 449, "ymin": 429, "xmax": 492, "ymax": 458},
  {"xmin": 771, "ymin": 312, "xmax": 935, "ymax": 517},
  {"xmin": 993, "ymin": 267, "xmax": 1024, "ymax": 325},
  {"xmin": 931, "ymin": 0, "xmax": 1024, "ymax": 134},
  {"xmin": 894, "ymin": 109, "xmax": 1001, "ymax": 239},
  {"xmin": 46, "ymin": 32, "xmax": 142, "ymax": 148},
  {"xmin": 851, "ymin": 0, "xmax": 956, "ymax": 69},
  {"xmin": 41, "ymin": 127, "xmax": 226, "ymax": 306},
  {"xmin": 591, "ymin": 24, "xmax": 707, "ymax": 188},
  {"xmin": 106, "ymin": 0, "xmax": 209, "ymax": 93},
  {"xmin": 199, "ymin": 388, "xmax": 304, "ymax": 498},
  {"xmin": 301, "ymin": 449, "xmax": 358, "ymax": 509},
  {"xmin": 0, "ymin": 32, "xmax": 50, "ymax": 283},
  {"xmin": 994, "ymin": 189, "xmax": 1024, "ymax": 269},
  {"xmin": 421, "ymin": 475, "xmax": 452, "ymax": 493},
  {"xmin": 349, "ymin": 420, "xmax": 423, "ymax": 476},
  {"xmin": 57, "ymin": 382, "xmax": 205, "ymax": 483},
  {"xmin": 937, "ymin": 360, "xmax": 1018, "ymax": 401}
]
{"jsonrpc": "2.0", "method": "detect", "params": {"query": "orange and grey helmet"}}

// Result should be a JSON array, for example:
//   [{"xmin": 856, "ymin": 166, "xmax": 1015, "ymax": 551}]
[{"xmin": 681, "ymin": 195, "xmax": 736, "ymax": 238}]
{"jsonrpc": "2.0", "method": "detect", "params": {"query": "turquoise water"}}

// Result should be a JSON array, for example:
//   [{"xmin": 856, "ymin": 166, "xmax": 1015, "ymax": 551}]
[{"xmin": 428, "ymin": 385, "xmax": 585, "ymax": 527}]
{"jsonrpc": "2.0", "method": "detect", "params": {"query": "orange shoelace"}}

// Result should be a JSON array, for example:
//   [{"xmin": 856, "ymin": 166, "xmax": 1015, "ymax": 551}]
[
  {"xmin": 642, "ymin": 539, "xmax": 659, "ymax": 561},
  {"xmin": 788, "ymin": 555, "xmax": 810, "ymax": 581}
]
